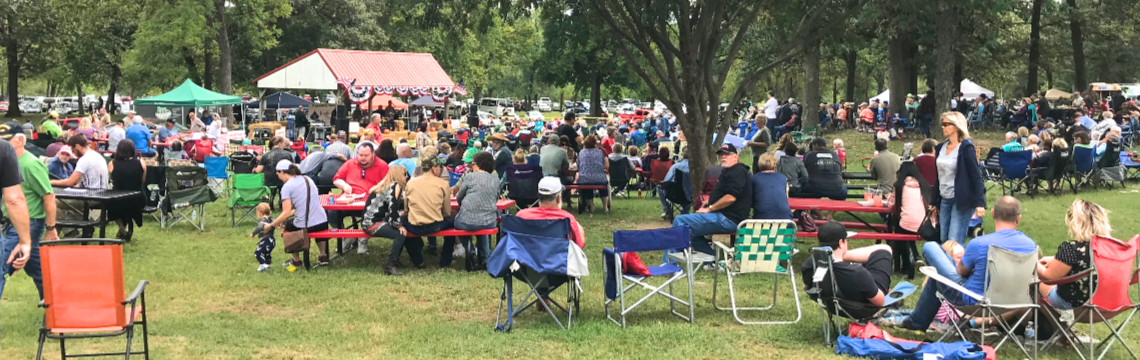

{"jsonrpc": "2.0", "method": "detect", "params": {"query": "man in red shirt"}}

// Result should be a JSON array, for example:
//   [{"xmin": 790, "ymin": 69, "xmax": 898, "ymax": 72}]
[
  {"xmin": 365, "ymin": 114, "xmax": 384, "ymax": 143},
  {"xmin": 331, "ymin": 142, "xmax": 389, "ymax": 253},
  {"xmin": 515, "ymin": 177, "xmax": 586, "ymax": 249}
]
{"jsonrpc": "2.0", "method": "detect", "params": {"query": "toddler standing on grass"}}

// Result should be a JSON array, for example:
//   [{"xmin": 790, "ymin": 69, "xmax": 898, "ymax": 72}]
[{"xmin": 250, "ymin": 203, "xmax": 276, "ymax": 272}]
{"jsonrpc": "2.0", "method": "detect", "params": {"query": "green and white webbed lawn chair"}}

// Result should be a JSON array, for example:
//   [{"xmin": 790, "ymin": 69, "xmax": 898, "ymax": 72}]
[{"xmin": 711, "ymin": 219, "xmax": 801, "ymax": 325}]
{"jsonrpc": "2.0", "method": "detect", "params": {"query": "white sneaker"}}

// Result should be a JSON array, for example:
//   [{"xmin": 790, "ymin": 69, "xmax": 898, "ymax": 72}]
[
  {"xmin": 257, "ymin": 264, "xmax": 270, "ymax": 272},
  {"xmin": 357, "ymin": 238, "xmax": 369, "ymax": 254}
]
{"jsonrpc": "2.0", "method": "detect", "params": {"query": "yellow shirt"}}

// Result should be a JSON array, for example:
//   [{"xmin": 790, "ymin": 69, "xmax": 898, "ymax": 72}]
[{"xmin": 405, "ymin": 173, "xmax": 451, "ymax": 226}]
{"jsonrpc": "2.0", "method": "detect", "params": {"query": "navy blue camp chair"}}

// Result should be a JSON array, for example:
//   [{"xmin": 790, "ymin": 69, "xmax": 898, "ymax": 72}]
[
  {"xmin": 488, "ymin": 216, "xmax": 583, "ymax": 331},
  {"xmin": 996, "ymin": 150, "xmax": 1032, "ymax": 196},
  {"xmin": 604, "ymin": 227, "xmax": 694, "ymax": 327}
]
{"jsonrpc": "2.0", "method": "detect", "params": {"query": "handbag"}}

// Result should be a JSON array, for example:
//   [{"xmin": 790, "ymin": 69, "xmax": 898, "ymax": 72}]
[
  {"xmin": 797, "ymin": 210, "xmax": 818, "ymax": 233},
  {"xmin": 282, "ymin": 177, "xmax": 313, "ymax": 253},
  {"xmin": 918, "ymin": 208, "xmax": 940, "ymax": 243}
]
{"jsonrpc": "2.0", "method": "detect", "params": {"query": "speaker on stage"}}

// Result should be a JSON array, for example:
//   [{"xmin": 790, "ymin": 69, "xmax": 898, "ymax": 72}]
[{"xmin": 335, "ymin": 105, "xmax": 350, "ymax": 133}]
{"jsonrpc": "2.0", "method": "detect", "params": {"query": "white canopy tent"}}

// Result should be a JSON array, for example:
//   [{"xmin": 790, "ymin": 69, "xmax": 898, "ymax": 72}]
[
  {"xmin": 868, "ymin": 79, "xmax": 994, "ymax": 104},
  {"xmin": 870, "ymin": 89, "xmax": 890, "ymax": 103}
]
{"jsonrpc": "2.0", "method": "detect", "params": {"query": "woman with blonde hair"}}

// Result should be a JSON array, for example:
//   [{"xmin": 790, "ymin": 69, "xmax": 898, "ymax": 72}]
[
  {"xmin": 1037, "ymin": 199, "xmax": 1110, "ymax": 309},
  {"xmin": 74, "ymin": 117, "xmax": 96, "ymax": 141},
  {"xmin": 362, "ymin": 165, "xmax": 411, "ymax": 275},
  {"xmin": 932, "ymin": 112, "xmax": 986, "ymax": 244}
]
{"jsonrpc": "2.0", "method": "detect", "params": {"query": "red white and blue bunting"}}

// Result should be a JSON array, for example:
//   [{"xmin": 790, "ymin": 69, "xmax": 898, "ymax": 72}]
[{"xmin": 336, "ymin": 77, "xmax": 462, "ymax": 103}]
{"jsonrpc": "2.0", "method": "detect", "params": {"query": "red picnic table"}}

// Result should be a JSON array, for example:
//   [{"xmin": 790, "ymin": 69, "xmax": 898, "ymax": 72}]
[
  {"xmin": 319, "ymin": 194, "xmax": 516, "ymax": 212},
  {"xmin": 787, "ymin": 198, "xmax": 909, "ymax": 241}
]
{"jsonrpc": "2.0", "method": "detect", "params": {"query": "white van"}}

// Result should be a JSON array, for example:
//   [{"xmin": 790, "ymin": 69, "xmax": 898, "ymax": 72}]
[
  {"xmin": 537, "ymin": 97, "xmax": 553, "ymax": 112},
  {"xmin": 478, "ymin": 98, "xmax": 512, "ymax": 116}
]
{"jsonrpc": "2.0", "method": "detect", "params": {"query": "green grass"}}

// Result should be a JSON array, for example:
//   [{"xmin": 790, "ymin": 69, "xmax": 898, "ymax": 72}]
[{"xmin": 2, "ymin": 129, "xmax": 1139, "ymax": 359}]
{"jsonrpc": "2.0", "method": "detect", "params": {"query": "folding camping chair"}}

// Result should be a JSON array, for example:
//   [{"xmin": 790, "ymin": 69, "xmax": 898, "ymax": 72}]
[
  {"xmin": 161, "ymin": 166, "xmax": 217, "ymax": 230},
  {"xmin": 604, "ymin": 227, "xmax": 695, "ymax": 327},
  {"xmin": 488, "ymin": 216, "xmax": 585, "ymax": 331},
  {"xmin": 229, "ymin": 150, "xmax": 257, "ymax": 174},
  {"xmin": 35, "ymin": 239, "xmax": 149, "ymax": 360},
  {"xmin": 920, "ymin": 245, "xmax": 1041, "ymax": 359},
  {"xmin": 204, "ymin": 156, "xmax": 230, "ymax": 197},
  {"xmin": 1039, "ymin": 235, "xmax": 1140, "ymax": 360},
  {"xmin": 1046, "ymin": 147, "xmax": 1075, "ymax": 195},
  {"xmin": 981, "ymin": 147, "xmax": 1004, "ymax": 190},
  {"xmin": 609, "ymin": 156, "xmax": 634, "ymax": 198},
  {"xmin": 711, "ymin": 219, "xmax": 803, "ymax": 325},
  {"xmin": 1122, "ymin": 152, "xmax": 1140, "ymax": 181},
  {"xmin": 229, "ymin": 173, "xmax": 271, "ymax": 227},
  {"xmin": 1092, "ymin": 143, "xmax": 1125, "ymax": 189},
  {"xmin": 648, "ymin": 159, "xmax": 672, "ymax": 198},
  {"xmin": 806, "ymin": 247, "xmax": 916, "ymax": 347},
  {"xmin": 662, "ymin": 170, "xmax": 691, "ymax": 222},
  {"xmin": 1074, "ymin": 146, "xmax": 1096, "ymax": 192},
  {"xmin": 995, "ymin": 150, "xmax": 1033, "ymax": 196},
  {"xmin": 504, "ymin": 163, "xmax": 541, "ymax": 209}
]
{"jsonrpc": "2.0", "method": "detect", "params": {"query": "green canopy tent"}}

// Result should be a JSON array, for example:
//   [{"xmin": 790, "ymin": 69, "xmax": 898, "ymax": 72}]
[{"xmin": 134, "ymin": 79, "xmax": 245, "ymax": 127}]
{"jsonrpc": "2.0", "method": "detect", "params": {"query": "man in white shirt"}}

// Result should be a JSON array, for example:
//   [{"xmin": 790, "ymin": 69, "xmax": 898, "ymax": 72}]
[
  {"xmin": 763, "ymin": 90, "xmax": 780, "ymax": 133},
  {"xmin": 106, "ymin": 120, "xmax": 126, "ymax": 151},
  {"xmin": 49, "ymin": 136, "xmax": 109, "ymax": 238}
]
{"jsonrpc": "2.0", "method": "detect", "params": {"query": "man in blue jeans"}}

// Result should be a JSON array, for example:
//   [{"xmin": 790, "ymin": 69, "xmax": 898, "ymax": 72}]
[
  {"xmin": 0, "ymin": 135, "xmax": 54, "ymax": 300},
  {"xmin": 671, "ymin": 144, "xmax": 752, "ymax": 255},
  {"xmin": 894, "ymin": 196, "xmax": 1037, "ymax": 332}
]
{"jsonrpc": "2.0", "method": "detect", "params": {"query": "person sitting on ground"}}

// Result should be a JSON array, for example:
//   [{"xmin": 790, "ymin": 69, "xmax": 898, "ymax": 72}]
[
  {"xmin": 402, "ymin": 156, "xmax": 457, "ymax": 268},
  {"xmin": 893, "ymin": 196, "xmax": 1038, "ymax": 332},
  {"xmin": 869, "ymin": 138, "xmax": 901, "ymax": 193},
  {"xmin": 802, "ymin": 137, "xmax": 847, "ymax": 201},
  {"xmin": 390, "ymin": 144, "xmax": 418, "ymax": 178},
  {"xmin": 1000, "ymin": 131, "xmax": 1023, "ymax": 152},
  {"xmin": 776, "ymin": 142, "xmax": 808, "ymax": 196},
  {"xmin": 800, "ymin": 222, "xmax": 895, "ymax": 306},
  {"xmin": 751, "ymin": 152, "xmax": 791, "ymax": 220},
  {"xmin": 671, "ymin": 144, "xmax": 752, "ymax": 255},
  {"xmin": 47, "ymin": 146, "xmax": 75, "ymax": 180}
]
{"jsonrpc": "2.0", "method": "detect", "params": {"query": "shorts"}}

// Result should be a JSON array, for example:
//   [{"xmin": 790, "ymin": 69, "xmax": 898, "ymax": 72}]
[
  {"xmin": 864, "ymin": 250, "xmax": 894, "ymax": 294},
  {"xmin": 1046, "ymin": 287, "xmax": 1074, "ymax": 309}
]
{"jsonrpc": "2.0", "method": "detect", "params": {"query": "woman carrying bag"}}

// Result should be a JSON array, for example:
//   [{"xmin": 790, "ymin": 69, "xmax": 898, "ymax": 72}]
[{"xmin": 268, "ymin": 160, "xmax": 330, "ymax": 271}]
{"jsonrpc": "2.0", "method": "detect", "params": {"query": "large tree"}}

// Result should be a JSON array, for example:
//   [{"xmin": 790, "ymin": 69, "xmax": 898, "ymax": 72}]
[
  {"xmin": 1, "ymin": 0, "xmax": 57, "ymax": 117},
  {"xmin": 586, "ymin": 0, "xmax": 836, "ymax": 195}
]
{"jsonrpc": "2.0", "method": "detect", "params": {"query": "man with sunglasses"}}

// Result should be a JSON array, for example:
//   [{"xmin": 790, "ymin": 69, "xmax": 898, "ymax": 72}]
[{"xmin": 332, "ymin": 143, "xmax": 390, "ymax": 254}]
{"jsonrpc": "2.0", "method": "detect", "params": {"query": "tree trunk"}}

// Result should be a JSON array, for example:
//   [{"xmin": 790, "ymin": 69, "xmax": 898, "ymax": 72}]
[
  {"xmin": 953, "ymin": 52, "xmax": 963, "ymax": 94},
  {"xmin": 76, "ymin": 82, "xmax": 85, "ymax": 116},
  {"xmin": 934, "ymin": 0, "xmax": 958, "ymax": 116},
  {"xmin": 844, "ymin": 50, "xmax": 857, "ymax": 102},
  {"xmin": 906, "ymin": 42, "xmax": 920, "ymax": 96},
  {"xmin": 1045, "ymin": 66, "xmax": 1054, "ymax": 90},
  {"xmin": 1067, "ymin": 0, "xmax": 1086, "ymax": 91},
  {"xmin": 203, "ymin": 34, "xmax": 213, "ymax": 91},
  {"xmin": 4, "ymin": 32, "xmax": 21, "ymax": 118},
  {"xmin": 1027, "ymin": 0, "xmax": 1044, "ymax": 96},
  {"xmin": 802, "ymin": 38, "xmax": 821, "ymax": 127},
  {"xmin": 888, "ymin": 36, "xmax": 910, "ymax": 115},
  {"xmin": 182, "ymin": 46, "xmax": 200, "ymax": 85},
  {"xmin": 590, "ymin": 71, "xmax": 601, "ymax": 117},
  {"xmin": 107, "ymin": 63, "xmax": 121, "ymax": 113},
  {"xmin": 215, "ymin": 0, "xmax": 234, "ymax": 119}
]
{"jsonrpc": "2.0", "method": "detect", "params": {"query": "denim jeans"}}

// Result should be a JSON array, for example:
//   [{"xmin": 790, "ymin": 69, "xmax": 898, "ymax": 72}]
[
  {"xmin": 402, "ymin": 217, "xmax": 456, "ymax": 267},
  {"xmin": 939, "ymin": 198, "xmax": 974, "ymax": 244},
  {"xmin": 919, "ymin": 113, "xmax": 934, "ymax": 138},
  {"xmin": 0, "ymin": 219, "xmax": 46, "ymax": 300},
  {"xmin": 658, "ymin": 187, "xmax": 691, "ymax": 216},
  {"xmin": 671, "ymin": 212, "xmax": 737, "ymax": 255},
  {"xmin": 455, "ymin": 218, "xmax": 496, "ymax": 264},
  {"xmin": 907, "ymin": 241, "xmax": 967, "ymax": 330}
]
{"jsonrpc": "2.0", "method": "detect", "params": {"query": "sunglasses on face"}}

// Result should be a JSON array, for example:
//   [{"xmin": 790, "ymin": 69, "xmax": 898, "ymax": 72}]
[{"xmin": 941, "ymin": 123, "xmax": 954, "ymax": 127}]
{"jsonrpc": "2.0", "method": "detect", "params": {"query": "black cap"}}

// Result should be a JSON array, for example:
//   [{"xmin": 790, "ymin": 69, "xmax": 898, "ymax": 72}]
[
  {"xmin": 818, "ymin": 221, "xmax": 856, "ymax": 249},
  {"xmin": 715, "ymin": 143, "xmax": 738, "ymax": 155}
]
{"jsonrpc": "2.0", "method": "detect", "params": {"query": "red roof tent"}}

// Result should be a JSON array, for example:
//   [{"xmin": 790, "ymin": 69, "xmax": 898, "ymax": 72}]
[{"xmin": 253, "ymin": 48, "xmax": 455, "ymax": 89}]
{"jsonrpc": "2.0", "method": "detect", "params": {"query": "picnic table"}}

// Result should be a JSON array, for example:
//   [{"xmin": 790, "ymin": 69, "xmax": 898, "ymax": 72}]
[
  {"xmin": 788, "ymin": 197, "xmax": 890, "ymax": 234},
  {"xmin": 53, "ymin": 187, "xmax": 143, "ymax": 238},
  {"xmin": 842, "ymin": 172, "xmax": 873, "ymax": 180},
  {"xmin": 318, "ymin": 194, "xmax": 516, "ymax": 212}
]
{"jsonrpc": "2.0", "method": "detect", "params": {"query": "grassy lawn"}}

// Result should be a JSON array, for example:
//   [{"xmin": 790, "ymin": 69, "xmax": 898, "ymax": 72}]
[{"xmin": 2, "ymin": 128, "xmax": 1139, "ymax": 359}]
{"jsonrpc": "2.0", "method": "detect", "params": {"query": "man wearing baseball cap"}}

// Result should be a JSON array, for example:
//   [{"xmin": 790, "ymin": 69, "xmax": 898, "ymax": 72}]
[
  {"xmin": 798, "ymin": 221, "xmax": 894, "ymax": 306},
  {"xmin": 402, "ymin": 156, "xmax": 457, "ymax": 268},
  {"xmin": 516, "ymin": 177, "xmax": 585, "ymax": 249},
  {"xmin": 671, "ymin": 143, "xmax": 752, "ymax": 255}
]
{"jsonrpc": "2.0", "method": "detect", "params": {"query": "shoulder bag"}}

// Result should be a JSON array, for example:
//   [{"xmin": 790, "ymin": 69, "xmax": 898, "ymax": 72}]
[{"xmin": 282, "ymin": 177, "xmax": 313, "ymax": 253}]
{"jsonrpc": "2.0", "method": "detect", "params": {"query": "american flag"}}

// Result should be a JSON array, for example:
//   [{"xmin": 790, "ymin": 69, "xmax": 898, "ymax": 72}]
[
  {"xmin": 452, "ymin": 79, "xmax": 468, "ymax": 96},
  {"xmin": 335, "ymin": 77, "xmax": 355, "ymax": 90}
]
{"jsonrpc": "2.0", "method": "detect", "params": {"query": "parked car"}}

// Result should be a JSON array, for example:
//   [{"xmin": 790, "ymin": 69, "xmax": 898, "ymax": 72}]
[
  {"xmin": 617, "ymin": 108, "xmax": 653, "ymax": 122},
  {"xmin": 527, "ymin": 110, "xmax": 545, "ymax": 122},
  {"xmin": 537, "ymin": 97, "xmax": 553, "ymax": 112},
  {"xmin": 478, "ymin": 98, "xmax": 512, "ymax": 116},
  {"xmin": 19, "ymin": 100, "xmax": 43, "ymax": 113},
  {"xmin": 0, "ymin": 102, "xmax": 8, "ymax": 112}
]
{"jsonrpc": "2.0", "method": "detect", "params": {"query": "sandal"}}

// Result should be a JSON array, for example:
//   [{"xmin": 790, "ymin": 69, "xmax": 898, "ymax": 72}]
[{"xmin": 318, "ymin": 255, "xmax": 330, "ymax": 266}]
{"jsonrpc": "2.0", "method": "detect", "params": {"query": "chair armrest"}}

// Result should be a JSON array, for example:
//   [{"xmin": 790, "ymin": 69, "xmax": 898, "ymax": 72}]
[
  {"xmin": 919, "ymin": 266, "xmax": 984, "ymax": 302},
  {"xmin": 1041, "ymin": 269, "xmax": 1094, "ymax": 286},
  {"xmin": 711, "ymin": 240, "xmax": 733, "ymax": 256},
  {"xmin": 123, "ymin": 280, "xmax": 148, "ymax": 305}
]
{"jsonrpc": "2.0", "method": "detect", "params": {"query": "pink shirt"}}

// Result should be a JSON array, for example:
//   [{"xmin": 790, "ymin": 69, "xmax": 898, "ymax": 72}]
[{"xmin": 898, "ymin": 177, "xmax": 925, "ymax": 232}]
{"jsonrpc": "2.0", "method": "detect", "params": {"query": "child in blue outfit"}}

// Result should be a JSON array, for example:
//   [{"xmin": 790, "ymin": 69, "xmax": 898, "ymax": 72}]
[{"xmin": 250, "ymin": 203, "xmax": 276, "ymax": 272}]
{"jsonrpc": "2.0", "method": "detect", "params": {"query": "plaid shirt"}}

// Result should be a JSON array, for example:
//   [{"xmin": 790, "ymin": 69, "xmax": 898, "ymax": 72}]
[{"xmin": 325, "ymin": 141, "xmax": 352, "ymax": 159}]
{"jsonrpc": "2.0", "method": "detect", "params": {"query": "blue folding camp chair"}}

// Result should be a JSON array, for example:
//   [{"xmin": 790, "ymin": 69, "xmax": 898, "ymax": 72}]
[
  {"xmin": 204, "ymin": 156, "xmax": 230, "ymax": 197},
  {"xmin": 488, "ymin": 216, "xmax": 585, "ymax": 331},
  {"xmin": 604, "ymin": 227, "xmax": 694, "ymax": 328},
  {"xmin": 1122, "ymin": 152, "xmax": 1140, "ymax": 181},
  {"xmin": 1074, "ymin": 146, "xmax": 1096, "ymax": 192},
  {"xmin": 996, "ymin": 150, "xmax": 1032, "ymax": 196}
]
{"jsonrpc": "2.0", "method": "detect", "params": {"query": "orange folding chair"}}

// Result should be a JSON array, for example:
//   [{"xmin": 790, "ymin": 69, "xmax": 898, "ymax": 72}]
[{"xmin": 36, "ymin": 239, "xmax": 149, "ymax": 360}]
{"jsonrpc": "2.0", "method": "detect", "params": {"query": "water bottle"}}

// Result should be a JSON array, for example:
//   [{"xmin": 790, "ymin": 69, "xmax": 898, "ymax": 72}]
[
  {"xmin": 191, "ymin": 210, "xmax": 197, "ymax": 221},
  {"xmin": 1025, "ymin": 321, "xmax": 1036, "ymax": 340},
  {"xmin": 329, "ymin": 195, "xmax": 335, "ymax": 205}
]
